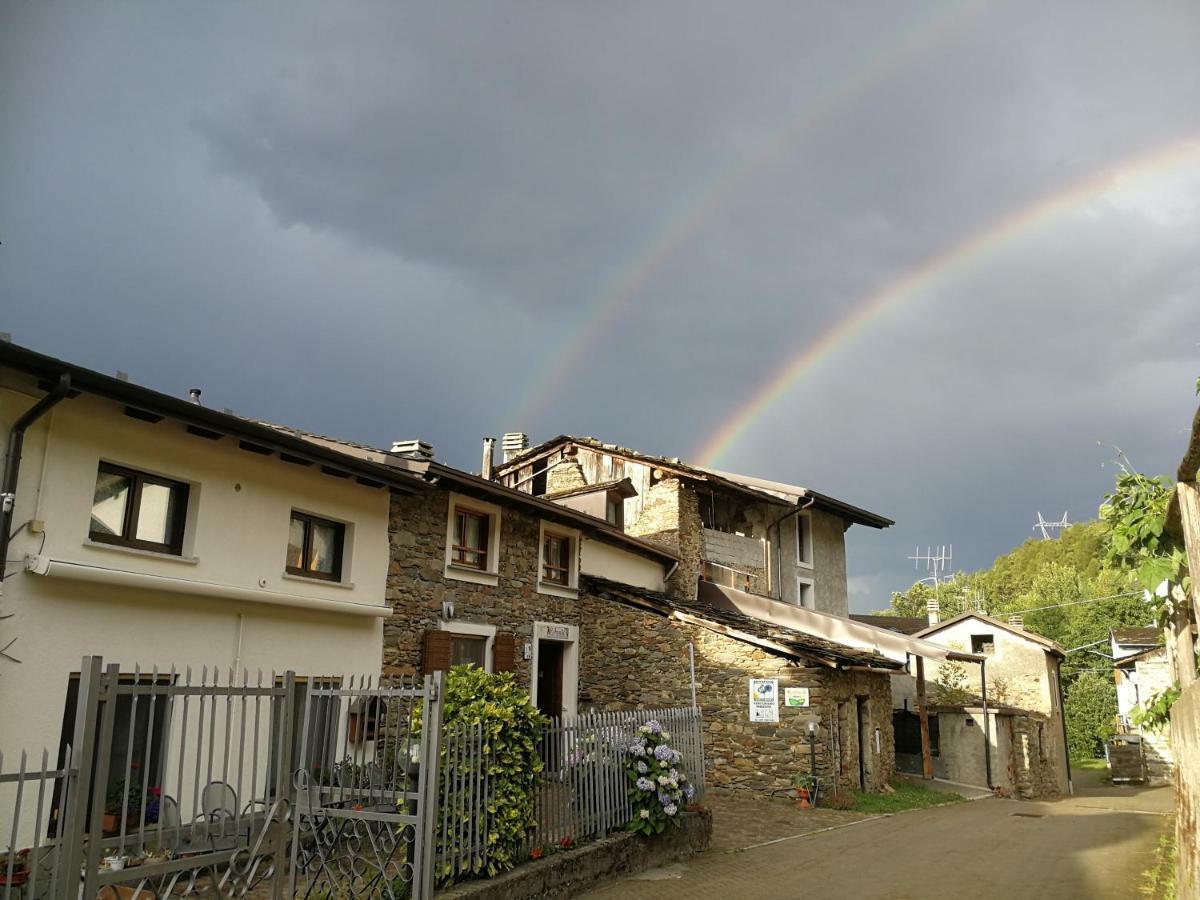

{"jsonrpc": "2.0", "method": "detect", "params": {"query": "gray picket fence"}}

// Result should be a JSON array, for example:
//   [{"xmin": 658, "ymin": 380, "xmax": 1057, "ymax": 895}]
[{"xmin": 434, "ymin": 705, "xmax": 705, "ymax": 875}]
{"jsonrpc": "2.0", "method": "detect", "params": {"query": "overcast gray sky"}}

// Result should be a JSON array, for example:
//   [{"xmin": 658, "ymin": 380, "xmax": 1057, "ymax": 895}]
[{"xmin": 3, "ymin": 2, "xmax": 1199, "ymax": 611}]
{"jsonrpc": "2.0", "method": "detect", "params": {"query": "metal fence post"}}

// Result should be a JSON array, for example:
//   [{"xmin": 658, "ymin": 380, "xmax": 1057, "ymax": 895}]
[
  {"xmin": 81, "ymin": 663, "xmax": 120, "ymax": 900},
  {"xmin": 269, "ymin": 671, "xmax": 296, "ymax": 900},
  {"xmin": 56, "ymin": 656, "xmax": 102, "ymax": 900},
  {"xmin": 414, "ymin": 672, "xmax": 443, "ymax": 900}
]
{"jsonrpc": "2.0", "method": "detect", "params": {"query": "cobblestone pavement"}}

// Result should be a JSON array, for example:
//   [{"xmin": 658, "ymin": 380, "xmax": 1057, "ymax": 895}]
[{"xmin": 581, "ymin": 778, "xmax": 1174, "ymax": 900}]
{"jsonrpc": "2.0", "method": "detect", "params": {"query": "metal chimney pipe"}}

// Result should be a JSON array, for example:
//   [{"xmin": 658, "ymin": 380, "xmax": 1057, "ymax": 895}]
[
  {"xmin": 188, "ymin": 388, "xmax": 202, "ymax": 405},
  {"xmin": 481, "ymin": 437, "xmax": 496, "ymax": 480}
]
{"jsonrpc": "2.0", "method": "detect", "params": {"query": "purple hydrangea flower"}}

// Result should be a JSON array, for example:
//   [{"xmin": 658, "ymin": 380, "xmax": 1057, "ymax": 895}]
[
  {"xmin": 653, "ymin": 744, "xmax": 673, "ymax": 761},
  {"xmin": 663, "ymin": 803, "xmax": 678, "ymax": 816},
  {"xmin": 636, "ymin": 777, "xmax": 655, "ymax": 792},
  {"xmin": 646, "ymin": 720, "xmax": 662, "ymax": 734},
  {"xmin": 636, "ymin": 761, "xmax": 648, "ymax": 773},
  {"xmin": 628, "ymin": 741, "xmax": 646, "ymax": 757},
  {"xmin": 683, "ymin": 783, "xmax": 696, "ymax": 800}
]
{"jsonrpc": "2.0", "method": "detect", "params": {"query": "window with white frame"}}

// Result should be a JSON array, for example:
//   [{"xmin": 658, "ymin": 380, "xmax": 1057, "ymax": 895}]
[
  {"xmin": 796, "ymin": 511, "xmax": 813, "ymax": 568},
  {"xmin": 444, "ymin": 493, "xmax": 502, "ymax": 585},
  {"xmin": 796, "ymin": 576, "xmax": 815, "ymax": 609},
  {"xmin": 538, "ymin": 522, "xmax": 579, "ymax": 597}
]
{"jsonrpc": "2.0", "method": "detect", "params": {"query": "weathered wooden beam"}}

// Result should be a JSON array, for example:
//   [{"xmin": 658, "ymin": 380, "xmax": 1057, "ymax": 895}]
[
  {"xmin": 1172, "ymin": 481, "xmax": 1200, "ymax": 688},
  {"xmin": 916, "ymin": 656, "xmax": 934, "ymax": 780}
]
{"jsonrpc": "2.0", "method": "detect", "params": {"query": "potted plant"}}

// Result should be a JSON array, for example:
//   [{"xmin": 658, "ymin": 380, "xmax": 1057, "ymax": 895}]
[
  {"xmin": 104, "ymin": 765, "xmax": 161, "ymax": 832},
  {"xmin": 791, "ymin": 774, "xmax": 817, "ymax": 809},
  {"xmin": 0, "ymin": 849, "xmax": 30, "ymax": 887}
]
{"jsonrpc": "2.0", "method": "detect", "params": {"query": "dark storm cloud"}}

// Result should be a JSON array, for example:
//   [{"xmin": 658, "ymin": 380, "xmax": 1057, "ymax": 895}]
[{"xmin": 2, "ymin": 1, "xmax": 1199, "ymax": 610}]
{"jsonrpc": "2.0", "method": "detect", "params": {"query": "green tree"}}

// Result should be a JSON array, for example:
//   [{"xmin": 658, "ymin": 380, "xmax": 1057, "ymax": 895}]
[{"xmin": 1063, "ymin": 671, "xmax": 1117, "ymax": 760}]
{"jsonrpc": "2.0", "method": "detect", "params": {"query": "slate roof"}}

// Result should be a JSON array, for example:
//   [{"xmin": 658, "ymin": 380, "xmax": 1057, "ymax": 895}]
[
  {"xmin": 496, "ymin": 434, "xmax": 893, "ymax": 529},
  {"xmin": 1110, "ymin": 627, "xmax": 1162, "ymax": 647},
  {"xmin": 582, "ymin": 575, "xmax": 901, "ymax": 670}
]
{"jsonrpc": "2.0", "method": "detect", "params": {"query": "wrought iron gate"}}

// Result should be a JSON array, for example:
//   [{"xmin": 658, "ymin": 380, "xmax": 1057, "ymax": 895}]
[{"xmin": 2, "ymin": 657, "xmax": 443, "ymax": 900}]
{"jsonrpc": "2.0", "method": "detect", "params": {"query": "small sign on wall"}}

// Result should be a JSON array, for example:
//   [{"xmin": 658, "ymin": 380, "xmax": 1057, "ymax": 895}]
[
  {"xmin": 749, "ymin": 678, "xmax": 779, "ymax": 722},
  {"xmin": 784, "ymin": 687, "xmax": 810, "ymax": 709}
]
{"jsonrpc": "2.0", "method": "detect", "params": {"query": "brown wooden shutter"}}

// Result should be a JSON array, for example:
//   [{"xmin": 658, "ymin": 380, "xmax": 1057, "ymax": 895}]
[
  {"xmin": 422, "ymin": 630, "xmax": 452, "ymax": 674},
  {"xmin": 493, "ymin": 632, "xmax": 516, "ymax": 673}
]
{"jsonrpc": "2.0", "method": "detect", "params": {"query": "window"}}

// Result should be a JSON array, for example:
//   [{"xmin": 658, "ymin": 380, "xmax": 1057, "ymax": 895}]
[
  {"xmin": 287, "ymin": 512, "xmax": 345, "ymax": 581},
  {"xmin": 537, "ymin": 522, "xmax": 579, "ymax": 595},
  {"xmin": 971, "ymin": 634, "xmax": 996, "ymax": 655},
  {"xmin": 796, "ymin": 511, "xmax": 813, "ymax": 567},
  {"xmin": 90, "ymin": 462, "xmax": 189, "ymax": 554},
  {"xmin": 605, "ymin": 493, "xmax": 624, "ymax": 529},
  {"xmin": 452, "ymin": 508, "xmax": 490, "ymax": 570},
  {"xmin": 450, "ymin": 635, "xmax": 489, "ymax": 668},
  {"xmin": 444, "ymin": 494, "xmax": 502, "ymax": 584},
  {"xmin": 543, "ymin": 533, "xmax": 571, "ymax": 585},
  {"xmin": 796, "ymin": 577, "xmax": 815, "ymax": 609}
]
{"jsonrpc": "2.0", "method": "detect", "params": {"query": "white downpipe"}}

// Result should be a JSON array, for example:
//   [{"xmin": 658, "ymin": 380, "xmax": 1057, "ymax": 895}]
[
  {"xmin": 28, "ymin": 557, "xmax": 392, "ymax": 618},
  {"xmin": 689, "ymin": 642, "xmax": 698, "ymax": 709}
]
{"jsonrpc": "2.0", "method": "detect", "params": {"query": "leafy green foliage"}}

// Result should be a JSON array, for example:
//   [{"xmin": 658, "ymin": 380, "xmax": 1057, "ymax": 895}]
[
  {"xmin": 1100, "ymin": 470, "xmax": 1188, "ymax": 597},
  {"xmin": 1064, "ymin": 672, "xmax": 1117, "ymax": 760},
  {"xmin": 433, "ymin": 666, "xmax": 546, "ymax": 882},
  {"xmin": 1132, "ymin": 686, "xmax": 1181, "ymax": 732},
  {"xmin": 624, "ymin": 720, "xmax": 693, "ymax": 837},
  {"xmin": 932, "ymin": 659, "xmax": 973, "ymax": 705}
]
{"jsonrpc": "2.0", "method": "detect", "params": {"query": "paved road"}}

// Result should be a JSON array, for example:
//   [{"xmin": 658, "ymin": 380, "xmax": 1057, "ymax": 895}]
[{"xmin": 582, "ymin": 772, "xmax": 1173, "ymax": 900}]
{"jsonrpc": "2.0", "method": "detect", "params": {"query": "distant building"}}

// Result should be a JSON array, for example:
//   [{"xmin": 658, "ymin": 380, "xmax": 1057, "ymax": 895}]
[{"xmin": 1111, "ymin": 627, "xmax": 1173, "ymax": 784}]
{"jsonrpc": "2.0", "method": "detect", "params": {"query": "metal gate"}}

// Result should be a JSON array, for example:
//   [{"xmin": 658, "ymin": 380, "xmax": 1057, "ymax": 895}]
[{"xmin": 2, "ymin": 657, "xmax": 443, "ymax": 900}]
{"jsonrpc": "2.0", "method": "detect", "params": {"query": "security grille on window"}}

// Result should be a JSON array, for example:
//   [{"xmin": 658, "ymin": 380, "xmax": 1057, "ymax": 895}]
[
  {"xmin": 542, "ymin": 533, "xmax": 571, "ymax": 585},
  {"xmin": 287, "ymin": 512, "xmax": 345, "ymax": 581},
  {"xmin": 90, "ymin": 462, "xmax": 189, "ymax": 555},
  {"xmin": 452, "ymin": 508, "xmax": 490, "ymax": 570}
]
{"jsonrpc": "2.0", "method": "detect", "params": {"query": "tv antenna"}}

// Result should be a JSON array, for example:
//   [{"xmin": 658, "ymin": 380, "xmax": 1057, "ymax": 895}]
[{"xmin": 1033, "ymin": 511, "xmax": 1070, "ymax": 540}]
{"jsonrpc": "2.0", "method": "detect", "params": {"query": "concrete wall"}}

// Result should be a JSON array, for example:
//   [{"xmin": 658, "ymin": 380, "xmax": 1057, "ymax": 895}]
[
  {"xmin": 0, "ymin": 377, "xmax": 391, "ymax": 766},
  {"xmin": 923, "ymin": 619, "xmax": 1056, "ymax": 714},
  {"xmin": 1129, "ymin": 651, "xmax": 1176, "ymax": 784},
  {"xmin": 898, "ymin": 710, "xmax": 1016, "ymax": 793},
  {"xmin": 579, "ymin": 538, "xmax": 665, "ymax": 591},
  {"xmin": 778, "ymin": 509, "xmax": 849, "ymax": 617},
  {"xmin": 1171, "ymin": 681, "xmax": 1199, "ymax": 900}
]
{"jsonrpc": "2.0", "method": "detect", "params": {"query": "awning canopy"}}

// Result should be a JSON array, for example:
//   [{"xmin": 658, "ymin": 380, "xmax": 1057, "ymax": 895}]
[{"xmin": 699, "ymin": 582, "xmax": 984, "ymax": 665}]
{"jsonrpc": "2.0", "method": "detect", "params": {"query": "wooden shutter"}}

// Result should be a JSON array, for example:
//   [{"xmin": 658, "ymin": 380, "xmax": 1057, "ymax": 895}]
[
  {"xmin": 422, "ymin": 630, "xmax": 452, "ymax": 674},
  {"xmin": 493, "ymin": 632, "xmax": 516, "ymax": 673}
]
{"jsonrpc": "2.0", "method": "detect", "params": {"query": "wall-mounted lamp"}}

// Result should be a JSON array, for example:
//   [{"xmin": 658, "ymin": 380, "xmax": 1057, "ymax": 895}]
[{"xmin": 441, "ymin": 600, "xmax": 455, "ymax": 620}]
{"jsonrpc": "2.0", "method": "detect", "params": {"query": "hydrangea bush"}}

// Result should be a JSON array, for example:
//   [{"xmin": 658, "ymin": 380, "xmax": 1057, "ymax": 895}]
[{"xmin": 624, "ymin": 719, "xmax": 695, "ymax": 836}]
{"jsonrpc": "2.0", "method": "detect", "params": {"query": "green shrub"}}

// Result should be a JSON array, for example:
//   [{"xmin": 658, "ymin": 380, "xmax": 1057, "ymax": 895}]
[
  {"xmin": 433, "ymin": 665, "xmax": 546, "ymax": 882},
  {"xmin": 623, "ymin": 720, "xmax": 694, "ymax": 836},
  {"xmin": 1064, "ymin": 671, "xmax": 1117, "ymax": 760}
]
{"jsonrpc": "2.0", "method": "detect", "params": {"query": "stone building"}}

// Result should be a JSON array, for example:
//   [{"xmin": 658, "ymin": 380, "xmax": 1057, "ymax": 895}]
[
  {"xmin": 494, "ymin": 435, "xmax": 894, "ymax": 615},
  {"xmin": 887, "ymin": 611, "xmax": 1072, "ymax": 798},
  {"xmin": 494, "ymin": 434, "xmax": 981, "ymax": 796},
  {"xmin": 1112, "ymin": 639, "xmax": 1174, "ymax": 784}
]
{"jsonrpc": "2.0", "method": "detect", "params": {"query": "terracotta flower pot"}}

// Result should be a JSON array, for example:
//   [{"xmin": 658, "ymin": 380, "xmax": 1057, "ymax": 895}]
[
  {"xmin": 0, "ymin": 869, "xmax": 29, "ymax": 887},
  {"xmin": 102, "ymin": 813, "xmax": 120, "ymax": 833},
  {"xmin": 795, "ymin": 788, "xmax": 811, "ymax": 809}
]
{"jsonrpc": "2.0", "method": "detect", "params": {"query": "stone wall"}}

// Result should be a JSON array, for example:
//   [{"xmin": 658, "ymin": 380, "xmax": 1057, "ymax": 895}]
[
  {"xmin": 1011, "ymin": 713, "xmax": 1064, "ymax": 799},
  {"xmin": 626, "ymin": 477, "xmax": 704, "ymax": 601},
  {"xmin": 1134, "ymin": 652, "xmax": 1176, "ymax": 784},
  {"xmin": 385, "ymin": 487, "xmax": 582, "ymax": 690},
  {"xmin": 578, "ymin": 591, "xmax": 895, "ymax": 794}
]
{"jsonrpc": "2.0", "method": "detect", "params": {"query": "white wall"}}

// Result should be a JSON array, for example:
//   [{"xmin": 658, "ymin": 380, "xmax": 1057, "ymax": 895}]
[
  {"xmin": 580, "ymin": 538, "xmax": 666, "ymax": 591},
  {"xmin": 0, "ymin": 376, "xmax": 392, "ymax": 767}
]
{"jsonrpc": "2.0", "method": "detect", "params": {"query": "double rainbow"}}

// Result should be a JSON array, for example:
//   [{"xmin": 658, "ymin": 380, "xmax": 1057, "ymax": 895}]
[
  {"xmin": 693, "ymin": 138, "xmax": 1200, "ymax": 466},
  {"xmin": 509, "ymin": 2, "xmax": 988, "ymax": 427}
]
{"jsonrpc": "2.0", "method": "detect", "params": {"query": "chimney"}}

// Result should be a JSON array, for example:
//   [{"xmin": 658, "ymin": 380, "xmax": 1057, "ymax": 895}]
[
  {"xmin": 501, "ymin": 432, "xmax": 529, "ymax": 463},
  {"xmin": 481, "ymin": 437, "xmax": 496, "ymax": 480},
  {"xmin": 546, "ymin": 445, "xmax": 588, "ymax": 495},
  {"xmin": 926, "ymin": 597, "xmax": 940, "ymax": 627},
  {"xmin": 188, "ymin": 388, "xmax": 202, "ymax": 405},
  {"xmin": 391, "ymin": 439, "xmax": 435, "ymax": 461},
  {"xmin": 1007, "ymin": 614, "xmax": 1024, "ymax": 630}
]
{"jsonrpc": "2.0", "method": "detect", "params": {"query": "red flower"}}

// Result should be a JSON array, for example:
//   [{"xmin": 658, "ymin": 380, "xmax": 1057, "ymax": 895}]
[
  {"xmin": 150, "ymin": 786, "xmax": 162, "ymax": 798},
  {"xmin": 130, "ymin": 762, "xmax": 141, "ymax": 771},
  {"xmin": 530, "ymin": 847, "xmax": 544, "ymax": 860}
]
